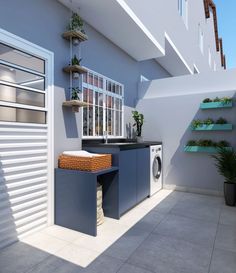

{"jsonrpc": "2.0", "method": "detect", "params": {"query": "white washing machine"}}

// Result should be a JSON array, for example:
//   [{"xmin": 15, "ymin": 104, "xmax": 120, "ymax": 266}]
[{"xmin": 150, "ymin": 145, "xmax": 163, "ymax": 196}]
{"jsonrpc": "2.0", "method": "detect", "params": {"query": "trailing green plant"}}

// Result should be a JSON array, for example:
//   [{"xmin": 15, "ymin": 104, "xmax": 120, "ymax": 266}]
[
  {"xmin": 216, "ymin": 117, "xmax": 227, "ymax": 124},
  {"xmin": 202, "ymin": 98, "xmax": 212, "ymax": 103},
  {"xmin": 70, "ymin": 87, "xmax": 81, "ymax": 100},
  {"xmin": 204, "ymin": 118, "xmax": 214, "ymax": 125},
  {"xmin": 68, "ymin": 13, "xmax": 84, "ymax": 32},
  {"xmin": 71, "ymin": 55, "xmax": 82, "ymax": 66},
  {"xmin": 132, "ymin": 111, "xmax": 144, "ymax": 137},
  {"xmin": 186, "ymin": 140, "xmax": 198, "ymax": 146},
  {"xmin": 191, "ymin": 119, "xmax": 203, "ymax": 129},
  {"xmin": 212, "ymin": 148, "xmax": 236, "ymax": 184}
]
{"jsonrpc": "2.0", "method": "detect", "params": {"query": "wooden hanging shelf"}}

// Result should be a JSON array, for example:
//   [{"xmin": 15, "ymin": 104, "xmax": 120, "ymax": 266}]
[
  {"xmin": 63, "ymin": 100, "xmax": 90, "ymax": 112},
  {"xmin": 63, "ymin": 65, "xmax": 88, "ymax": 74},
  {"xmin": 62, "ymin": 30, "xmax": 88, "ymax": 42}
]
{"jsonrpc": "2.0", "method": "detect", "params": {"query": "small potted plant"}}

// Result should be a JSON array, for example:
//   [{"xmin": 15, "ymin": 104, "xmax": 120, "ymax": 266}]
[
  {"xmin": 71, "ymin": 55, "xmax": 82, "ymax": 79},
  {"xmin": 70, "ymin": 87, "xmax": 81, "ymax": 100},
  {"xmin": 67, "ymin": 13, "xmax": 86, "ymax": 45},
  {"xmin": 132, "ymin": 110, "xmax": 144, "ymax": 142},
  {"xmin": 212, "ymin": 148, "xmax": 236, "ymax": 206}
]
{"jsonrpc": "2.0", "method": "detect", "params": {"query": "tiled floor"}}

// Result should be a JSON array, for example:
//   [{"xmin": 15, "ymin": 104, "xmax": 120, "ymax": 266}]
[{"xmin": 0, "ymin": 189, "xmax": 236, "ymax": 273}]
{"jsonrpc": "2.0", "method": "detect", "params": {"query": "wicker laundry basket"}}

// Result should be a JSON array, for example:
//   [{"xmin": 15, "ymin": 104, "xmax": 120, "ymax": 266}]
[{"xmin": 58, "ymin": 153, "xmax": 112, "ymax": 171}]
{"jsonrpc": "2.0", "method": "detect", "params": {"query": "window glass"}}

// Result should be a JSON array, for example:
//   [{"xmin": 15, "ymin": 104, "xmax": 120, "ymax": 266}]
[
  {"xmin": 0, "ymin": 63, "xmax": 45, "ymax": 90},
  {"xmin": 82, "ymin": 70, "xmax": 123, "ymax": 137},
  {"xmin": 0, "ymin": 84, "xmax": 45, "ymax": 107},
  {"xmin": 0, "ymin": 106, "xmax": 46, "ymax": 124},
  {"xmin": 0, "ymin": 43, "xmax": 45, "ymax": 74}
]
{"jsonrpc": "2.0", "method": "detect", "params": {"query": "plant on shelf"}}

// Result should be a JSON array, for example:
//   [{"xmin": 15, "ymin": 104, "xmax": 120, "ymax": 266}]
[
  {"xmin": 71, "ymin": 55, "xmax": 82, "ymax": 66},
  {"xmin": 198, "ymin": 139, "xmax": 214, "ymax": 147},
  {"xmin": 70, "ymin": 87, "xmax": 81, "ymax": 100},
  {"xmin": 202, "ymin": 98, "xmax": 212, "ymax": 103},
  {"xmin": 217, "ymin": 140, "xmax": 230, "ymax": 148},
  {"xmin": 221, "ymin": 96, "xmax": 233, "ymax": 104},
  {"xmin": 216, "ymin": 117, "xmax": 227, "ymax": 124},
  {"xmin": 203, "ymin": 118, "xmax": 214, "ymax": 125},
  {"xmin": 212, "ymin": 148, "xmax": 236, "ymax": 206},
  {"xmin": 68, "ymin": 13, "xmax": 85, "ymax": 33},
  {"xmin": 186, "ymin": 140, "xmax": 198, "ymax": 146},
  {"xmin": 213, "ymin": 97, "xmax": 221, "ymax": 102},
  {"xmin": 191, "ymin": 119, "xmax": 203, "ymax": 129},
  {"xmin": 132, "ymin": 110, "xmax": 144, "ymax": 142}
]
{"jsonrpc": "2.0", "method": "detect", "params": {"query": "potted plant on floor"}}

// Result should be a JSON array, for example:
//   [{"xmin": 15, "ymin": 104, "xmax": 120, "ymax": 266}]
[
  {"xmin": 212, "ymin": 148, "xmax": 236, "ymax": 206},
  {"xmin": 132, "ymin": 110, "xmax": 144, "ymax": 142}
]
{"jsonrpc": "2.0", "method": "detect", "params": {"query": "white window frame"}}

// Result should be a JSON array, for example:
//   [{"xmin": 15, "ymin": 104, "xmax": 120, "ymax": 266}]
[
  {"xmin": 82, "ymin": 68, "xmax": 124, "ymax": 139},
  {"xmin": 0, "ymin": 28, "xmax": 54, "ymax": 225},
  {"xmin": 178, "ymin": 0, "xmax": 188, "ymax": 28},
  {"xmin": 198, "ymin": 24, "xmax": 204, "ymax": 54}
]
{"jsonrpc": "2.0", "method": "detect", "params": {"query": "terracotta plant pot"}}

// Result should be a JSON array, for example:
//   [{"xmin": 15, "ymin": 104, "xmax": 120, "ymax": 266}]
[{"xmin": 224, "ymin": 182, "xmax": 236, "ymax": 206}]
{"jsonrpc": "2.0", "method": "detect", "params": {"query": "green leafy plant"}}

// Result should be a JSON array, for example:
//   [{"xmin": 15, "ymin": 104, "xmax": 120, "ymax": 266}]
[
  {"xmin": 71, "ymin": 55, "xmax": 82, "ymax": 66},
  {"xmin": 213, "ymin": 97, "xmax": 221, "ymax": 102},
  {"xmin": 132, "ymin": 111, "xmax": 144, "ymax": 137},
  {"xmin": 216, "ymin": 117, "xmax": 227, "ymax": 124},
  {"xmin": 198, "ymin": 139, "xmax": 214, "ymax": 147},
  {"xmin": 186, "ymin": 140, "xmax": 198, "ymax": 146},
  {"xmin": 68, "ymin": 13, "xmax": 84, "ymax": 32},
  {"xmin": 212, "ymin": 148, "xmax": 236, "ymax": 184},
  {"xmin": 70, "ymin": 87, "xmax": 81, "ymax": 100},
  {"xmin": 221, "ymin": 97, "xmax": 233, "ymax": 104},
  {"xmin": 191, "ymin": 119, "xmax": 203, "ymax": 129},
  {"xmin": 204, "ymin": 118, "xmax": 214, "ymax": 125},
  {"xmin": 217, "ymin": 140, "xmax": 230, "ymax": 148},
  {"xmin": 203, "ymin": 98, "xmax": 212, "ymax": 103}
]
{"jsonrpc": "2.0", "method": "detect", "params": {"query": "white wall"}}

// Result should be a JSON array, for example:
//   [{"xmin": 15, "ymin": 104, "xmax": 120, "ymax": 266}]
[{"xmin": 137, "ymin": 69, "xmax": 236, "ymax": 195}]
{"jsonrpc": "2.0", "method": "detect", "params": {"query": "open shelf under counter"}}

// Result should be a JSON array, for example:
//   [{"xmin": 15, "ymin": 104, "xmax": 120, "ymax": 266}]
[
  {"xmin": 63, "ymin": 65, "xmax": 88, "ymax": 74},
  {"xmin": 62, "ymin": 30, "xmax": 88, "ymax": 42}
]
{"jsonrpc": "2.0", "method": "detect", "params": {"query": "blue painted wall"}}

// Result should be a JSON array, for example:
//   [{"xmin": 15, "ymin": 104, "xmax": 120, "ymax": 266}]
[{"xmin": 0, "ymin": 0, "xmax": 170, "ymax": 162}]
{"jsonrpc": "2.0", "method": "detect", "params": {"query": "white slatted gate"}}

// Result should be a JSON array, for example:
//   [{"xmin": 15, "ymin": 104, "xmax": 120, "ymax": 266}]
[
  {"xmin": 0, "ymin": 29, "xmax": 54, "ymax": 249},
  {"xmin": 0, "ymin": 123, "xmax": 49, "ymax": 248}
]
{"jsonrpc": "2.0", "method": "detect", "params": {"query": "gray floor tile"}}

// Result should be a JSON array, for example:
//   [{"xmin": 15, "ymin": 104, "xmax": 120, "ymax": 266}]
[
  {"xmin": 118, "ymin": 263, "xmax": 153, "ymax": 273},
  {"xmin": 170, "ymin": 199, "xmax": 221, "ymax": 223},
  {"xmin": 220, "ymin": 206, "xmax": 236, "ymax": 227},
  {"xmin": 104, "ymin": 226, "xmax": 150, "ymax": 261},
  {"xmin": 132, "ymin": 211, "xmax": 166, "ymax": 233},
  {"xmin": 82, "ymin": 254, "xmax": 123, "ymax": 273},
  {"xmin": 25, "ymin": 255, "xmax": 83, "ymax": 273},
  {"xmin": 209, "ymin": 248, "xmax": 236, "ymax": 273},
  {"xmin": 182, "ymin": 193, "xmax": 223, "ymax": 207},
  {"xmin": 127, "ymin": 233, "xmax": 212, "ymax": 273},
  {"xmin": 215, "ymin": 224, "xmax": 236, "ymax": 253},
  {"xmin": 153, "ymin": 214, "xmax": 217, "ymax": 247},
  {"xmin": 0, "ymin": 242, "xmax": 50, "ymax": 273}
]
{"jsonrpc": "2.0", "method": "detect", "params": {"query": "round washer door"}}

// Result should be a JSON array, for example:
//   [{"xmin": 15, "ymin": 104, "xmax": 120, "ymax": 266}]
[{"xmin": 152, "ymin": 155, "xmax": 162, "ymax": 180}]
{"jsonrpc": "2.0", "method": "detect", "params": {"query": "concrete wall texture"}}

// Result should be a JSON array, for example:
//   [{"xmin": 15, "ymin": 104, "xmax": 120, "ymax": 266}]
[
  {"xmin": 0, "ymin": 0, "xmax": 170, "ymax": 165},
  {"xmin": 137, "ymin": 69, "xmax": 236, "ymax": 195}
]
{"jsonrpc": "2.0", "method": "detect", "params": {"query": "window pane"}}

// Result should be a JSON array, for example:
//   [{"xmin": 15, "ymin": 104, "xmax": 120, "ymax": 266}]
[
  {"xmin": 88, "ymin": 89, "xmax": 93, "ymax": 104},
  {"xmin": 0, "ymin": 106, "xmax": 46, "ymax": 124},
  {"xmin": 99, "ymin": 77, "xmax": 103, "ymax": 88},
  {"xmin": 89, "ymin": 106, "xmax": 93, "ymax": 136},
  {"xmin": 116, "ymin": 111, "xmax": 120, "ymax": 136},
  {"xmin": 83, "ymin": 107, "xmax": 88, "ymax": 136},
  {"xmin": 0, "ymin": 63, "xmax": 45, "ymax": 90},
  {"xmin": 0, "ymin": 43, "xmax": 45, "ymax": 74},
  {"xmin": 0, "ymin": 84, "xmax": 45, "ymax": 107},
  {"xmin": 99, "ymin": 107, "xmax": 103, "ymax": 135},
  {"xmin": 95, "ymin": 106, "xmax": 99, "ymax": 136}
]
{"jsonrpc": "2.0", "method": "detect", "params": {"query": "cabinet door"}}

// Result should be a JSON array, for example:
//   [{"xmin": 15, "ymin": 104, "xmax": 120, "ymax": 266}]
[
  {"xmin": 137, "ymin": 148, "xmax": 150, "ymax": 203},
  {"xmin": 119, "ymin": 150, "xmax": 137, "ymax": 215}
]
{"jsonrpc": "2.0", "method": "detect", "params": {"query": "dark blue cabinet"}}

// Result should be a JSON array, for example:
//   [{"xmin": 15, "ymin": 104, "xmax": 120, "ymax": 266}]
[
  {"xmin": 119, "ymin": 150, "xmax": 137, "ymax": 215},
  {"xmin": 137, "ymin": 148, "xmax": 150, "ymax": 203}
]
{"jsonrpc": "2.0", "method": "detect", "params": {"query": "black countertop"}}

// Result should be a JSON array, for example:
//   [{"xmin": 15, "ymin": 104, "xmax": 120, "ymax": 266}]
[{"xmin": 82, "ymin": 140, "xmax": 162, "ymax": 150}]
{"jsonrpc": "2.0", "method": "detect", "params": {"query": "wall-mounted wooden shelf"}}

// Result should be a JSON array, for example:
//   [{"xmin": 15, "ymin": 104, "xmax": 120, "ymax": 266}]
[
  {"xmin": 191, "ymin": 124, "xmax": 233, "ymax": 131},
  {"xmin": 63, "ymin": 100, "xmax": 89, "ymax": 112},
  {"xmin": 184, "ymin": 146, "xmax": 233, "ymax": 153},
  {"xmin": 62, "ymin": 30, "xmax": 88, "ymax": 42},
  {"xmin": 63, "ymin": 65, "xmax": 88, "ymax": 74},
  {"xmin": 200, "ymin": 101, "xmax": 233, "ymax": 109}
]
